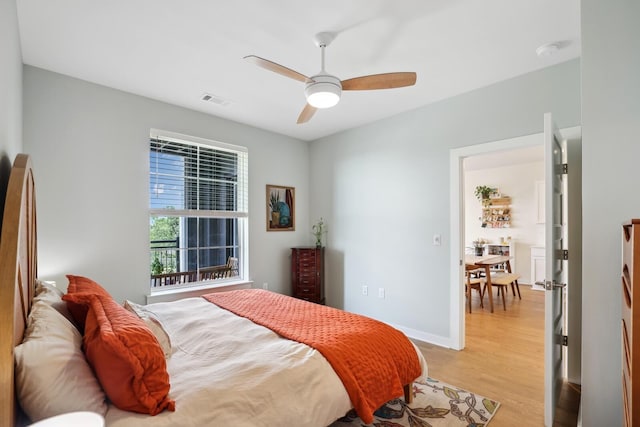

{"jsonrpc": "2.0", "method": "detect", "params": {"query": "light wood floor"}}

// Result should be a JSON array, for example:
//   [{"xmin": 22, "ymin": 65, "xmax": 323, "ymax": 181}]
[{"xmin": 412, "ymin": 285, "xmax": 578, "ymax": 426}]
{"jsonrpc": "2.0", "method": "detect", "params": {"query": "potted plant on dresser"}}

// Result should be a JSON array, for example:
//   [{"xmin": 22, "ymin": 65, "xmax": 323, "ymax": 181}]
[{"xmin": 311, "ymin": 217, "xmax": 327, "ymax": 247}]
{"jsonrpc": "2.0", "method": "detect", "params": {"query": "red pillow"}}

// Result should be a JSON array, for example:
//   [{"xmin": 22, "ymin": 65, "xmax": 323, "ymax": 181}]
[
  {"xmin": 81, "ymin": 293, "xmax": 175, "ymax": 415},
  {"xmin": 66, "ymin": 274, "xmax": 112, "ymax": 296},
  {"xmin": 63, "ymin": 275, "xmax": 112, "ymax": 330}
]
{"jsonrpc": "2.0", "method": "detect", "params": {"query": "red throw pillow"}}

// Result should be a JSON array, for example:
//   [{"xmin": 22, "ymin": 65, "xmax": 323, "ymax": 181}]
[
  {"xmin": 66, "ymin": 275, "xmax": 112, "ymax": 296},
  {"xmin": 82, "ymin": 294, "xmax": 175, "ymax": 415},
  {"xmin": 63, "ymin": 275, "xmax": 112, "ymax": 330}
]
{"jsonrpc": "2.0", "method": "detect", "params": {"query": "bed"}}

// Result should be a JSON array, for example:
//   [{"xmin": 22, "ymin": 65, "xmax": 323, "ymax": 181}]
[{"xmin": 0, "ymin": 154, "xmax": 427, "ymax": 427}]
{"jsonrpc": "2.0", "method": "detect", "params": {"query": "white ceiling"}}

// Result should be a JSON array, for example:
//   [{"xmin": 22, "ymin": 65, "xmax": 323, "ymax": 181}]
[{"xmin": 16, "ymin": 0, "xmax": 580, "ymax": 141}]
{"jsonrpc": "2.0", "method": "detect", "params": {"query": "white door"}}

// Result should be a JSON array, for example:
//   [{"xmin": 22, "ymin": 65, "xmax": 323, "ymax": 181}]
[{"xmin": 543, "ymin": 113, "xmax": 567, "ymax": 426}]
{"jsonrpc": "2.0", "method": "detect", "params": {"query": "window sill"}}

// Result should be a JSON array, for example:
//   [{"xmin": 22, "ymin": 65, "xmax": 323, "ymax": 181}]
[{"xmin": 146, "ymin": 279, "xmax": 254, "ymax": 304}]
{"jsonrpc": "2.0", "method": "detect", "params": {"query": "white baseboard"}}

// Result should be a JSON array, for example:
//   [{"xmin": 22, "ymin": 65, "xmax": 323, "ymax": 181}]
[
  {"xmin": 577, "ymin": 397, "xmax": 582, "ymax": 426},
  {"xmin": 389, "ymin": 323, "xmax": 454, "ymax": 349}
]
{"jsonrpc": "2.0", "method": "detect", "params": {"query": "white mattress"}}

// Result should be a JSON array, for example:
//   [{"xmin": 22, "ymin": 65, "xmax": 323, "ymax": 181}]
[{"xmin": 105, "ymin": 296, "xmax": 427, "ymax": 427}]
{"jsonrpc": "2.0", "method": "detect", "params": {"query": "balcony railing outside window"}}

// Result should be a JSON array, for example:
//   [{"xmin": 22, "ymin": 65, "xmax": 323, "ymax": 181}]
[
  {"xmin": 150, "ymin": 238, "xmax": 180, "ymax": 275},
  {"xmin": 150, "ymin": 238, "xmax": 239, "ymax": 289}
]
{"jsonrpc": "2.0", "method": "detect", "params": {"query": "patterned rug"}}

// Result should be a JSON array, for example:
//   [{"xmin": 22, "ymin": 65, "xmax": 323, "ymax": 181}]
[{"xmin": 330, "ymin": 378, "xmax": 500, "ymax": 427}]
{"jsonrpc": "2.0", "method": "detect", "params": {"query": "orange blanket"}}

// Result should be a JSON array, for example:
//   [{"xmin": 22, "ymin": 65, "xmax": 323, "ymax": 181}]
[{"xmin": 203, "ymin": 289, "xmax": 421, "ymax": 424}]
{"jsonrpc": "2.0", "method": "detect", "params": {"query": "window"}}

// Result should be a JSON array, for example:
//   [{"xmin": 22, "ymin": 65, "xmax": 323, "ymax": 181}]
[{"xmin": 149, "ymin": 130, "xmax": 248, "ymax": 291}]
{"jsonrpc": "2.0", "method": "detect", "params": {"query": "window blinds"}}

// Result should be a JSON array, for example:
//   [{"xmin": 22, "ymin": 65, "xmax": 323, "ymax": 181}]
[{"xmin": 149, "ymin": 132, "xmax": 248, "ymax": 218}]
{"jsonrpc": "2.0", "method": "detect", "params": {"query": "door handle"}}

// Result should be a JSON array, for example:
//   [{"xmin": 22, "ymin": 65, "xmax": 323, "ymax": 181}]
[{"xmin": 535, "ymin": 280, "xmax": 566, "ymax": 291}]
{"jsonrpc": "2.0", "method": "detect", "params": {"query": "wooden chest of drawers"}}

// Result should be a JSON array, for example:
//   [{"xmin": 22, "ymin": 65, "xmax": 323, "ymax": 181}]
[
  {"xmin": 622, "ymin": 219, "xmax": 640, "ymax": 427},
  {"xmin": 291, "ymin": 247, "xmax": 325, "ymax": 304}
]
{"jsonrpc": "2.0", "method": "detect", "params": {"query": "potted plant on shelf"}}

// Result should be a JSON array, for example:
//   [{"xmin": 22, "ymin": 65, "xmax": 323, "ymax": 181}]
[
  {"xmin": 472, "ymin": 238, "xmax": 487, "ymax": 256},
  {"xmin": 474, "ymin": 185, "xmax": 494, "ymax": 206},
  {"xmin": 269, "ymin": 192, "xmax": 281, "ymax": 227}
]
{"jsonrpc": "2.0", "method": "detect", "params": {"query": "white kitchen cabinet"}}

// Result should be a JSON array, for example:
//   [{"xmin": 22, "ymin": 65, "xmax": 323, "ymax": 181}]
[{"xmin": 530, "ymin": 246, "xmax": 545, "ymax": 290}]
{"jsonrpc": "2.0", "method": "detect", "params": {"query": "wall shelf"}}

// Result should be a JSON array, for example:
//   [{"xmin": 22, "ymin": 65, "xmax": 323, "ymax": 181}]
[{"xmin": 481, "ymin": 196, "xmax": 512, "ymax": 228}]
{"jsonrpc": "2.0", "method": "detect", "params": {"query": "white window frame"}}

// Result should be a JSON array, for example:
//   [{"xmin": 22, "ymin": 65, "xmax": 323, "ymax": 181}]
[{"xmin": 148, "ymin": 129, "xmax": 249, "ymax": 294}]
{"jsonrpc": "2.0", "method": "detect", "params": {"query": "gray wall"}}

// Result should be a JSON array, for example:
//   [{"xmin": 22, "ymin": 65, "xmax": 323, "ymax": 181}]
[
  {"xmin": 581, "ymin": 0, "xmax": 640, "ymax": 424},
  {"xmin": 23, "ymin": 66, "xmax": 312, "ymax": 305},
  {"xmin": 13, "ymin": 0, "xmax": 640, "ymax": 421},
  {"xmin": 309, "ymin": 59, "xmax": 581, "ymax": 344},
  {"xmin": 0, "ymin": 0, "xmax": 23, "ymax": 227}
]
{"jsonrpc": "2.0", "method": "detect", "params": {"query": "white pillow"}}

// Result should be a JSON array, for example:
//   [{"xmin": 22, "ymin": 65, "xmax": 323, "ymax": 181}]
[
  {"xmin": 34, "ymin": 279, "xmax": 64, "ymax": 299},
  {"xmin": 33, "ymin": 279, "xmax": 75, "ymax": 324},
  {"xmin": 123, "ymin": 300, "xmax": 173, "ymax": 358},
  {"xmin": 14, "ymin": 301, "xmax": 107, "ymax": 422}
]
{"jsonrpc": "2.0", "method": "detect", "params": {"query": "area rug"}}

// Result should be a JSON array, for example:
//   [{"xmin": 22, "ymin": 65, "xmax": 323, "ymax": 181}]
[{"xmin": 330, "ymin": 377, "xmax": 500, "ymax": 427}]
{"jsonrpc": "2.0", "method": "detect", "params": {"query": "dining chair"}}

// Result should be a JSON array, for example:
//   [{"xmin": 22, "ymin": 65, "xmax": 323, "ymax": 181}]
[
  {"xmin": 484, "ymin": 272, "xmax": 522, "ymax": 310},
  {"xmin": 465, "ymin": 266, "xmax": 485, "ymax": 313},
  {"xmin": 198, "ymin": 257, "xmax": 239, "ymax": 280}
]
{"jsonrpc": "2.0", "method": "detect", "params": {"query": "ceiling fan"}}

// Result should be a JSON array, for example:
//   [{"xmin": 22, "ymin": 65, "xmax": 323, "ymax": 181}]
[{"xmin": 244, "ymin": 32, "xmax": 417, "ymax": 124}]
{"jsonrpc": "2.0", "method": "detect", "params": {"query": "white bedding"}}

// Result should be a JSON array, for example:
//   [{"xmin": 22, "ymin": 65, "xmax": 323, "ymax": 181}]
[{"xmin": 105, "ymin": 296, "xmax": 427, "ymax": 427}]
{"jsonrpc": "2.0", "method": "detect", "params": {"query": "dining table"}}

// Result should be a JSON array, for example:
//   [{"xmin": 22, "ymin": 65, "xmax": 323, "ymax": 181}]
[{"xmin": 464, "ymin": 254, "xmax": 514, "ymax": 313}]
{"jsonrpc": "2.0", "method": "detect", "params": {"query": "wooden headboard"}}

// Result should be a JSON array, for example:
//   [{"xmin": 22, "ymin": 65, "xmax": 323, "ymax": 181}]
[{"xmin": 0, "ymin": 154, "xmax": 37, "ymax": 427}]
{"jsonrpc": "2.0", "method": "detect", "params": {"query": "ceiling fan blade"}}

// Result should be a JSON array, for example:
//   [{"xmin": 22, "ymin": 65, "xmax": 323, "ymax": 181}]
[
  {"xmin": 297, "ymin": 104, "xmax": 317, "ymax": 124},
  {"xmin": 244, "ymin": 55, "xmax": 310, "ymax": 83},
  {"xmin": 341, "ymin": 72, "xmax": 417, "ymax": 91}
]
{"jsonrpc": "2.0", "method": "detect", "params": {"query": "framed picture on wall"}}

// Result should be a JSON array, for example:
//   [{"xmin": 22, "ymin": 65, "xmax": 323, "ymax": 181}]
[{"xmin": 266, "ymin": 184, "xmax": 295, "ymax": 231}]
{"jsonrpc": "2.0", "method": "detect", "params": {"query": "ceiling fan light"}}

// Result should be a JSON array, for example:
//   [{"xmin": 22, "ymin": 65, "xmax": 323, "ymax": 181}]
[
  {"xmin": 305, "ymin": 78, "xmax": 341, "ymax": 109},
  {"xmin": 307, "ymin": 90, "xmax": 340, "ymax": 108}
]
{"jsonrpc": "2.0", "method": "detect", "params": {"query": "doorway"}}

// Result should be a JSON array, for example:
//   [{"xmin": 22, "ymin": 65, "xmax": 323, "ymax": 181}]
[
  {"xmin": 449, "ymin": 127, "xmax": 580, "ymax": 353},
  {"xmin": 449, "ymin": 127, "xmax": 583, "ymax": 426},
  {"xmin": 449, "ymin": 132, "xmax": 544, "ymax": 349}
]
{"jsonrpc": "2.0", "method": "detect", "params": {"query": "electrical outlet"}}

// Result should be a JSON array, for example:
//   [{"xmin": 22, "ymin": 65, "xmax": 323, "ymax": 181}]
[
  {"xmin": 362, "ymin": 285, "xmax": 368, "ymax": 296},
  {"xmin": 262, "ymin": 282, "xmax": 268, "ymax": 290},
  {"xmin": 433, "ymin": 234, "xmax": 441, "ymax": 246},
  {"xmin": 378, "ymin": 288, "xmax": 385, "ymax": 298}
]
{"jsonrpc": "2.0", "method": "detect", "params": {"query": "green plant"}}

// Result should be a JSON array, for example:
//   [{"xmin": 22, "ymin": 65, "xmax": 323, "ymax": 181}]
[
  {"xmin": 471, "ymin": 238, "xmax": 487, "ymax": 255},
  {"xmin": 472, "ymin": 238, "xmax": 488, "ymax": 248},
  {"xmin": 269, "ymin": 192, "xmax": 281, "ymax": 213},
  {"xmin": 151, "ymin": 257, "xmax": 164, "ymax": 275},
  {"xmin": 311, "ymin": 217, "xmax": 327, "ymax": 247},
  {"xmin": 474, "ymin": 185, "xmax": 494, "ymax": 201}
]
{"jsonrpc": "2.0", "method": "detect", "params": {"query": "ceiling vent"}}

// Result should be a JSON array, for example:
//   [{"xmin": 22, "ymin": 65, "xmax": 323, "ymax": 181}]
[{"xmin": 201, "ymin": 93, "xmax": 231, "ymax": 107}]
